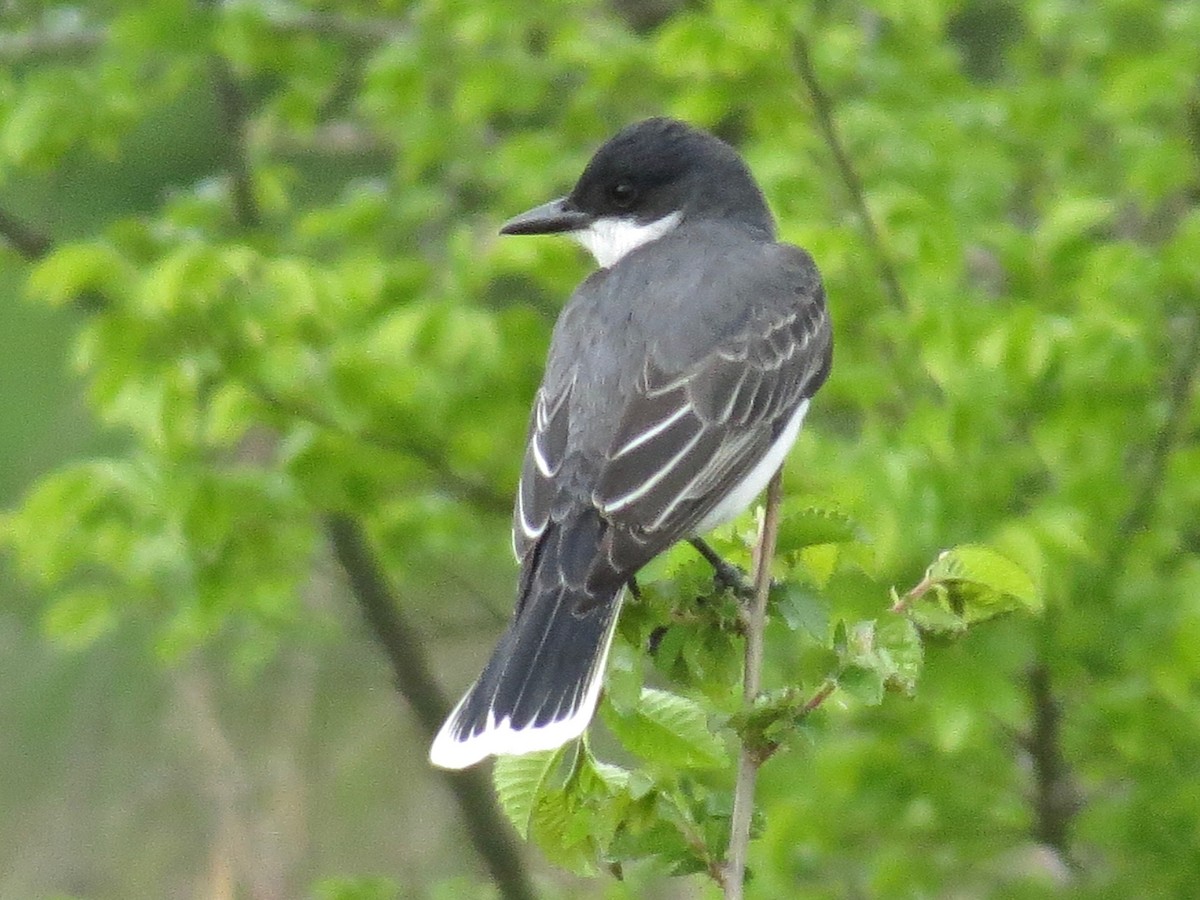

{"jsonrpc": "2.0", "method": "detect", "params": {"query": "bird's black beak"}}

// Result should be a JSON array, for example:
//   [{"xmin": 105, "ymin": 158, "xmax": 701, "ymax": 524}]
[{"xmin": 500, "ymin": 197, "xmax": 592, "ymax": 236}]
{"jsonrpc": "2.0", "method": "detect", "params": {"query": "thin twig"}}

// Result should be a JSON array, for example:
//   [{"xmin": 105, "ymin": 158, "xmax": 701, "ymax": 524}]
[
  {"xmin": 724, "ymin": 471, "xmax": 785, "ymax": 899},
  {"xmin": 757, "ymin": 679, "xmax": 839, "ymax": 765},
  {"xmin": 325, "ymin": 514, "xmax": 537, "ymax": 900},
  {"xmin": 792, "ymin": 33, "xmax": 908, "ymax": 313},
  {"xmin": 174, "ymin": 666, "xmax": 283, "ymax": 900}
]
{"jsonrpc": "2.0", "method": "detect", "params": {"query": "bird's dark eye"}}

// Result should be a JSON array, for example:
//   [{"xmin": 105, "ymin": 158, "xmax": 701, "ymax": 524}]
[{"xmin": 608, "ymin": 182, "xmax": 637, "ymax": 208}]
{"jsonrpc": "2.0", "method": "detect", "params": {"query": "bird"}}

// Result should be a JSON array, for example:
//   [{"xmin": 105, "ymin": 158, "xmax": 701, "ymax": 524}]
[{"xmin": 429, "ymin": 117, "xmax": 832, "ymax": 769}]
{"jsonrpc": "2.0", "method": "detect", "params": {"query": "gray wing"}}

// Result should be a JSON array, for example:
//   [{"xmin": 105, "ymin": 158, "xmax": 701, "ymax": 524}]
[
  {"xmin": 513, "ymin": 244, "xmax": 830, "ymax": 570},
  {"xmin": 591, "ymin": 285, "xmax": 831, "ymax": 571}
]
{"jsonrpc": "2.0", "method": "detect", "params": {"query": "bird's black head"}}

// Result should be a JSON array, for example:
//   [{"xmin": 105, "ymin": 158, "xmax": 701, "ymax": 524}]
[
  {"xmin": 568, "ymin": 118, "xmax": 772, "ymax": 228},
  {"xmin": 501, "ymin": 118, "xmax": 774, "ymax": 268}
]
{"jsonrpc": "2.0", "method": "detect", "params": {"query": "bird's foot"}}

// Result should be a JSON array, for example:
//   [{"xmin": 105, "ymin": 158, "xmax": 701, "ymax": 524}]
[{"xmin": 689, "ymin": 538, "xmax": 755, "ymax": 599}]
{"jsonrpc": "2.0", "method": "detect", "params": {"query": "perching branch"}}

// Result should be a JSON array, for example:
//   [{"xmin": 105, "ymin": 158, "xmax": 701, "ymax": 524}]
[
  {"xmin": 325, "ymin": 514, "xmax": 537, "ymax": 900},
  {"xmin": 792, "ymin": 33, "xmax": 908, "ymax": 314},
  {"xmin": 724, "ymin": 471, "xmax": 785, "ymax": 899}
]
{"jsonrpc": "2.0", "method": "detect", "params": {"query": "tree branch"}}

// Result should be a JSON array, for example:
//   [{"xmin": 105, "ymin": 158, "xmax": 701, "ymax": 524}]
[
  {"xmin": 208, "ymin": 55, "xmax": 261, "ymax": 230},
  {"xmin": 1026, "ymin": 664, "xmax": 1079, "ymax": 861},
  {"xmin": 724, "ymin": 471, "xmax": 785, "ymax": 899},
  {"xmin": 792, "ymin": 33, "xmax": 908, "ymax": 313},
  {"xmin": 324, "ymin": 514, "xmax": 537, "ymax": 900},
  {"xmin": 1113, "ymin": 312, "xmax": 1200, "ymax": 561}
]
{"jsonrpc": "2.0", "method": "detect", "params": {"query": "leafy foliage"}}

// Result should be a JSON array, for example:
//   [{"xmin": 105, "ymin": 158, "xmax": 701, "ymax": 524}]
[{"xmin": 2, "ymin": 0, "xmax": 1199, "ymax": 896}]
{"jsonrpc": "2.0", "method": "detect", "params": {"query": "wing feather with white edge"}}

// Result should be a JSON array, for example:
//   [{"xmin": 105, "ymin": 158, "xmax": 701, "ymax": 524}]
[{"xmin": 593, "ymin": 279, "xmax": 831, "ymax": 571}]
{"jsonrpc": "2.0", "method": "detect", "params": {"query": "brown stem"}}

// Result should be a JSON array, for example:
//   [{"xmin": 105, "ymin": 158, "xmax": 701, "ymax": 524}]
[
  {"xmin": 324, "ymin": 514, "xmax": 537, "ymax": 900},
  {"xmin": 758, "ymin": 679, "xmax": 838, "ymax": 765},
  {"xmin": 724, "ymin": 471, "xmax": 785, "ymax": 899}
]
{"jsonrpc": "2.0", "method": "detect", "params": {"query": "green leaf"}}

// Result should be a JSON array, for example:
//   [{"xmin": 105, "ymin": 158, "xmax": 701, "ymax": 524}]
[
  {"xmin": 925, "ymin": 544, "xmax": 1042, "ymax": 614},
  {"xmin": 527, "ymin": 786, "xmax": 601, "ymax": 877},
  {"xmin": 899, "ymin": 545, "xmax": 1042, "ymax": 635},
  {"xmin": 1037, "ymin": 196, "xmax": 1115, "ymax": 265},
  {"xmin": 492, "ymin": 748, "xmax": 562, "ymax": 839},
  {"xmin": 27, "ymin": 242, "xmax": 130, "ymax": 307},
  {"xmin": 775, "ymin": 504, "xmax": 863, "ymax": 555},
  {"xmin": 875, "ymin": 615, "xmax": 924, "ymax": 696},
  {"xmin": 906, "ymin": 598, "xmax": 969, "ymax": 635},
  {"xmin": 838, "ymin": 664, "xmax": 885, "ymax": 706},
  {"xmin": 771, "ymin": 581, "xmax": 830, "ymax": 642},
  {"xmin": 42, "ymin": 588, "xmax": 117, "ymax": 648},
  {"xmin": 833, "ymin": 617, "xmax": 923, "ymax": 704},
  {"xmin": 602, "ymin": 687, "xmax": 728, "ymax": 770}
]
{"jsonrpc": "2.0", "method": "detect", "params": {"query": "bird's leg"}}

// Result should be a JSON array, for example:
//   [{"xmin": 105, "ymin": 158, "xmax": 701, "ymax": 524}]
[{"xmin": 689, "ymin": 538, "xmax": 754, "ymax": 599}]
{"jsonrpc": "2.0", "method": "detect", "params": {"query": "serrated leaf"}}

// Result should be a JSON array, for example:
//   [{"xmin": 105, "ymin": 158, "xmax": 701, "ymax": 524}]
[
  {"xmin": 771, "ymin": 582, "xmax": 829, "ymax": 641},
  {"xmin": 585, "ymin": 757, "xmax": 632, "ymax": 793},
  {"xmin": 775, "ymin": 505, "xmax": 863, "ymax": 554},
  {"xmin": 493, "ymin": 748, "xmax": 561, "ymax": 839},
  {"xmin": 527, "ymin": 787, "xmax": 600, "ymax": 876},
  {"xmin": 602, "ymin": 687, "xmax": 728, "ymax": 770}
]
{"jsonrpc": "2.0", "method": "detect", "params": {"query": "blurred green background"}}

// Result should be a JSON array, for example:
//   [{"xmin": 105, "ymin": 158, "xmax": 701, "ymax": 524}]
[{"xmin": 2, "ymin": 0, "xmax": 1198, "ymax": 897}]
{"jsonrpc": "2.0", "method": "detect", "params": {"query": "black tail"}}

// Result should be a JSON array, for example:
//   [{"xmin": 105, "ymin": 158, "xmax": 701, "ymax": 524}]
[{"xmin": 429, "ymin": 513, "xmax": 626, "ymax": 769}]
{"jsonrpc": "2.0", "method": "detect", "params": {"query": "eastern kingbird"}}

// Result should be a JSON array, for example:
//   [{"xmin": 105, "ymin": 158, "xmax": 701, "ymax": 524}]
[{"xmin": 430, "ymin": 118, "xmax": 832, "ymax": 769}]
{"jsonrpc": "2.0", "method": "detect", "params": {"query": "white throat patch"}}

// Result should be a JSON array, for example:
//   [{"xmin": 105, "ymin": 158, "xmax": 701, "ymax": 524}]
[{"xmin": 573, "ymin": 211, "xmax": 682, "ymax": 268}]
